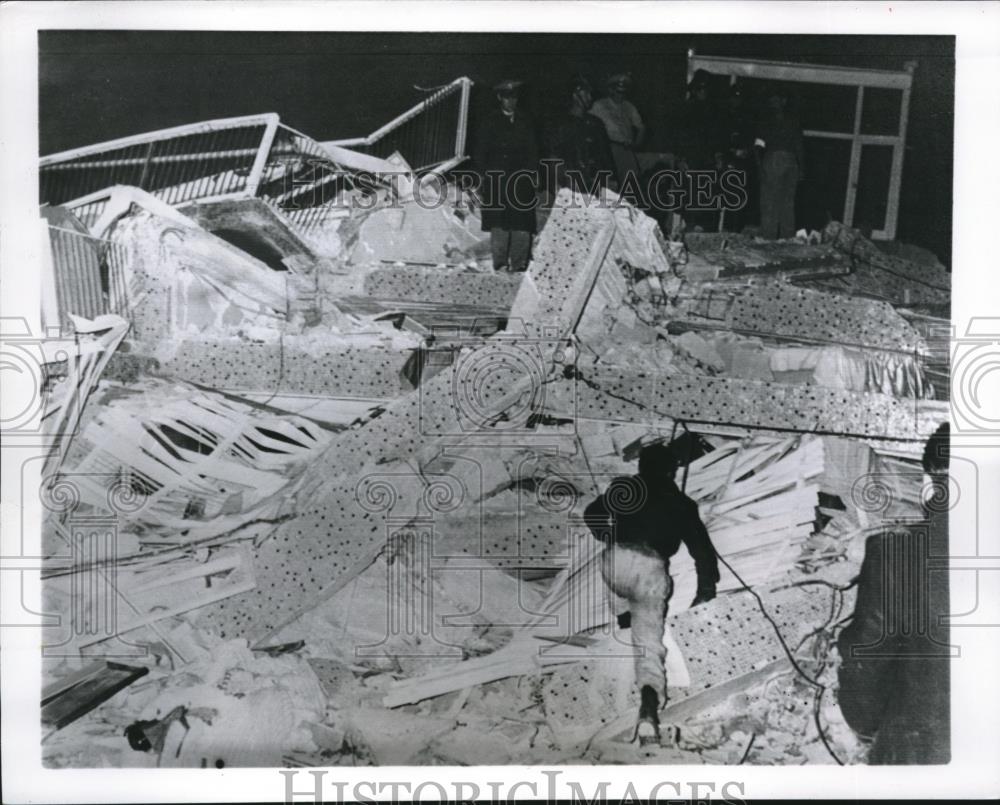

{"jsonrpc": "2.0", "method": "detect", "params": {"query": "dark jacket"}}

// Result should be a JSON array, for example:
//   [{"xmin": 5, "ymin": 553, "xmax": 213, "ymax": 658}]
[
  {"xmin": 676, "ymin": 97, "xmax": 727, "ymax": 170},
  {"xmin": 474, "ymin": 107, "xmax": 539, "ymax": 233},
  {"xmin": 546, "ymin": 111, "xmax": 616, "ymax": 193},
  {"xmin": 755, "ymin": 112, "xmax": 805, "ymax": 171},
  {"xmin": 836, "ymin": 511, "xmax": 951, "ymax": 764},
  {"xmin": 583, "ymin": 475, "xmax": 720, "ymax": 591}
]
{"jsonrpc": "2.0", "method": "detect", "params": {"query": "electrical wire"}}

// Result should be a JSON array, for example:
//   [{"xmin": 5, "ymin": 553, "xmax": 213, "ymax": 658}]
[
  {"xmin": 712, "ymin": 550, "xmax": 845, "ymax": 765},
  {"xmin": 738, "ymin": 731, "xmax": 757, "ymax": 765},
  {"xmin": 671, "ymin": 432, "xmax": 846, "ymax": 764},
  {"xmin": 260, "ymin": 273, "xmax": 290, "ymax": 406},
  {"xmin": 567, "ymin": 381, "xmax": 850, "ymax": 762}
]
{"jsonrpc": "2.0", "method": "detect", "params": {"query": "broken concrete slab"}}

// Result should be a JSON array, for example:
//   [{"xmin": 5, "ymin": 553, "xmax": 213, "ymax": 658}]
[
  {"xmin": 196, "ymin": 190, "xmax": 631, "ymax": 643},
  {"xmin": 548, "ymin": 368, "xmax": 948, "ymax": 440},
  {"xmin": 677, "ymin": 279, "xmax": 926, "ymax": 355},
  {"xmin": 158, "ymin": 331, "xmax": 423, "ymax": 401},
  {"xmin": 363, "ymin": 265, "xmax": 522, "ymax": 310},
  {"xmin": 107, "ymin": 205, "xmax": 289, "ymax": 345},
  {"xmin": 823, "ymin": 221, "xmax": 950, "ymax": 307}
]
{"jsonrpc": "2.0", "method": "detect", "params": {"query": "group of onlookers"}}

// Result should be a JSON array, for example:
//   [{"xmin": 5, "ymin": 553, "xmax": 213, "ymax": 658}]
[{"xmin": 473, "ymin": 69, "xmax": 805, "ymax": 271}]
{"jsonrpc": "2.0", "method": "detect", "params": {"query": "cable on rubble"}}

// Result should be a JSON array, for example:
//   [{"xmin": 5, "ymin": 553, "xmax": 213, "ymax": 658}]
[
  {"xmin": 711, "ymin": 550, "xmax": 846, "ymax": 765},
  {"xmin": 260, "ymin": 274, "xmax": 290, "ymax": 406},
  {"xmin": 668, "ymin": 424, "xmax": 847, "ymax": 765},
  {"xmin": 558, "ymin": 365, "xmax": 851, "ymax": 763}
]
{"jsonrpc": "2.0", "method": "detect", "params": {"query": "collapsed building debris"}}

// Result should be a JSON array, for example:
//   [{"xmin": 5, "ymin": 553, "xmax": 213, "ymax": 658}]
[{"xmin": 38, "ymin": 91, "xmax": 949, "ymax": 768}]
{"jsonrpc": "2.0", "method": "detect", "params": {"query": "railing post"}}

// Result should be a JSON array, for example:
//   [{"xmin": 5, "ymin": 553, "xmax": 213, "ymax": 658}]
[
  {"xmin": 137, "ymin": 141, "xmax": 156, "ymax": 191},
  {"xmin": 455, "ymin": 77, "xmax": 472, "ymax": 160},
  {"xmin": 245, "ymin": 114, "xmax": 280, "ymax": 198}
]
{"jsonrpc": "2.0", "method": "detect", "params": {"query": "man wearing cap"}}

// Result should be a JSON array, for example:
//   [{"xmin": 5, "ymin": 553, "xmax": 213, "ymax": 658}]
[
  {"xmin": 474, "ymin": 79, "xmax": 540, "ymax": 272},
  {"xmin": 589, "ymin": 72, "xmax": 646, "ymax": 187},
  {"xmin": 545, "ymin": 74, "xmax": 616, "ymax": 196}
]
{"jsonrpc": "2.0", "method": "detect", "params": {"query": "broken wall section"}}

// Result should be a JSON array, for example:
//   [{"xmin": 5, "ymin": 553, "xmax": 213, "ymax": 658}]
[{"xmin": 106, "ymin": 205, "xmax": 290, "ymax": 345}]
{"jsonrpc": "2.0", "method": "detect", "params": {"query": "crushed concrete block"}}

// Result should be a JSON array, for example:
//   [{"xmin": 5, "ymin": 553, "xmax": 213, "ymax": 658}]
[
  {"xmin": 197, "ymin": 191, "xmax": 694, "ymax": 644},
  {"xmin": 711, "ymin": 334, "xmax": 774, "ymax": 382},
  {"xmin": 681, "ymin": 252, "xmax": 722, "ymax": 282}
]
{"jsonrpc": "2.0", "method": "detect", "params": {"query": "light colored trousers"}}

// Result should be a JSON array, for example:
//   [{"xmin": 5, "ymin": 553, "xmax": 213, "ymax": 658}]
[
  {"xmin": 601, "ymin": 543, "xmax": 672, "ymax": 700},
  {"xmin": 759, "ymin": 149, "xmax": 800, "ymax": 240},
  {"xmin": 489, "ymin": 228, "xmax": 531, "ymax": 272}
]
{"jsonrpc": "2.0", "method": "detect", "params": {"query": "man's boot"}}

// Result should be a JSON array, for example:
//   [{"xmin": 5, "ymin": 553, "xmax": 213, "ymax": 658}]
[{"xmin": 637, "ymin": 684, "xmax": 660, "ymax": 746}]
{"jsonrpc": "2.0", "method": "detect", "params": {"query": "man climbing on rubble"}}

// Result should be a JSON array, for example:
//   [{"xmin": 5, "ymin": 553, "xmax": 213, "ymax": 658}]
[
  {"xmin": 583, "ymin": 442, "xmax": 720, "ymax": 745},
  {"xmin": 474, "ymin": 79, "xmax": 540, "ymax": 272}
]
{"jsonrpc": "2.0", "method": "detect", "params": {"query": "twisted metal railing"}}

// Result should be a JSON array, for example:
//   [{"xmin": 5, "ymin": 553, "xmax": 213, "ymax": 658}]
[
  {"xmin": 44, "ymin": 225, "xmax": 130, "ymax": 332},
  {"xmin": 40, "ymin": 114, "xmax": 280, "ymax": 213},
  {"xmin": 327, "ymin": 77, "xmax": 472, "ymax": 174},
  {"xmin": 40, "ymin": 77, "xmax": 473, "ymax": 241}
]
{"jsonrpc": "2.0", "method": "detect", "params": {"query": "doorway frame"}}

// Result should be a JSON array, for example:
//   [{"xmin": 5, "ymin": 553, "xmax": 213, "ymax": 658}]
[{"xmin": 687, "ymin": 50, "xmax": 915, "ymax": 240}]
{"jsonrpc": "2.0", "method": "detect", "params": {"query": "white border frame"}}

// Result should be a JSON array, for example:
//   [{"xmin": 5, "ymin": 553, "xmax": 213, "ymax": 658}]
[{"xmin": 3, "ymin": 3, "xmax": 999, "ymax": 803}]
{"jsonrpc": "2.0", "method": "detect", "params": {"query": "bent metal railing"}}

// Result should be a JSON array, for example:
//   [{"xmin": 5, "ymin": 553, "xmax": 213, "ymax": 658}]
[
  {"xmin": 256, "ymin": 124, "xmax": 367, "ymax": 235},
  {"xmin": 40, "ymin": 114, "xmax": 281, "ymax": 213},
  {"xmin": 40, "ymin": 77, "xmax": 473, "ymax": 237},
  {"xmin": 44, "ymin": 224, "xmax": 130, "ymax": 332},
  {"xmin": 326, "ymin": 77, "xmax": 472, "ymax": 174}
]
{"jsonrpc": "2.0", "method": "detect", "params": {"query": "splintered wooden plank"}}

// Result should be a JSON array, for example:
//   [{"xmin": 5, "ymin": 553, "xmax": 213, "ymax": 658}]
[
  {"xmin": 710, "ymin": 484, "xmax": 820, "ymax": 519},
  {"xmin": 589, "ymin": 658, "xmax": 792, "ymax": 745},
  {"xmin": 42, "ymin": 661, "xmax": 150, "ymax": 731},
  {"xmin": 71, "ymin": 548, "xmax": 255, "ymax": 648},
  {"xmin": 61, "ymin": 380, "xmax": 329, "ymax": 532}
]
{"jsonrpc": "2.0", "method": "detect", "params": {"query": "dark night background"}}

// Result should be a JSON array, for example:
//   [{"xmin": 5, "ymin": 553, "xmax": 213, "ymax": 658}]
[{"xmin": 39, "ymin": 31, "xmax": 954, "ymax": 264}]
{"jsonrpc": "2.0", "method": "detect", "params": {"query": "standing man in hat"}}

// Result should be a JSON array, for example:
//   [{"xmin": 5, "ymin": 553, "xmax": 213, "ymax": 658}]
[
  {"xmin": 589, "ymin": 72, "xmax": 647, "ymax": 188},
  {"xmin": 755, "ymin": 86, "xmax": 804, "ymax": 239},
  {"xmin": 474, "ymin": 79, "xmax": 540, "ymax": 272},
  {"xmin": 545, "ymin": 74, "xmax": 617, "ymax": 196}
]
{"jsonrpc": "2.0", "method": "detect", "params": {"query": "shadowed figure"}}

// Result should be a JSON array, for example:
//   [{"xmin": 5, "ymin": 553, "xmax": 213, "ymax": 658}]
[
  {"xmin": 755, "ymin": 87, "xmax": 804, "ymax": 239},
  {"xmin": 837, "ymin": 422, "xmax": 951, "ymax": 764}
]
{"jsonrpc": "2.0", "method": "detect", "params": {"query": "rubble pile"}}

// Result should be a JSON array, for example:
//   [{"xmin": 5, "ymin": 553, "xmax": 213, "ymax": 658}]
[{"xmin": 39, "ymin": 135, "xmax": 947, "ymax": 767}]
